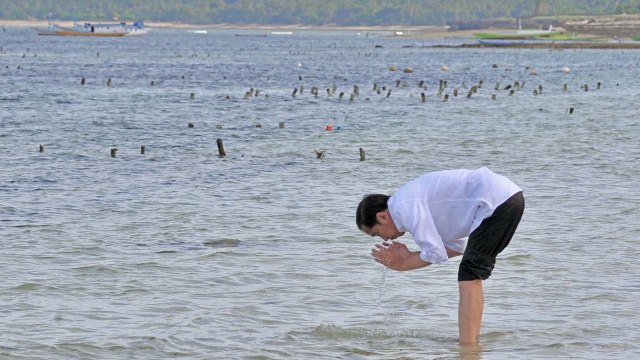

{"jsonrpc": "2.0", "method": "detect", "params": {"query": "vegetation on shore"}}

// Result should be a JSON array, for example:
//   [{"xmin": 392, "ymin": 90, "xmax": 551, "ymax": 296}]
[{"xmin": 2, "ymin": 0, "xmax": 640, "ymax": 26}]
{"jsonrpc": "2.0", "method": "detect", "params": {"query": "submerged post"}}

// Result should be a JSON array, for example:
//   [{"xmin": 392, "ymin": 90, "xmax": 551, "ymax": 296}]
[
  {"xmin": 141, "ymin": 145, "xmax": 145, "ymax": 154},
  {"xmin": 359, "ymin": 147, "xmax": 366, "ymax": 161},
  {"xmin": 216, "ymin": 139, "xmax": 226, "ymax": 157},
  {"xmin": 39, "ymin": 144, "xmax": 44, "ymax": 153},
  {"xmin": 110, "ymin": 148, "xmax": 117, "ymax": 157}
]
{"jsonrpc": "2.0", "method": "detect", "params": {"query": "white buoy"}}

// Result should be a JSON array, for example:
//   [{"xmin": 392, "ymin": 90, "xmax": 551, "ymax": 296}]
[
  {"xmin": 441, "ymin": 64, "xmax": 449, "ymax": 72},
  {"xmin": 562, "ymin": 67, "xmax": 571, "ymax": 73}
]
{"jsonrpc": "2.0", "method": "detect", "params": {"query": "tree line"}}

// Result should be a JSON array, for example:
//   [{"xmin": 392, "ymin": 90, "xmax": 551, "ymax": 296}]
[{"xmin": 2, "ymin": 0, "xmax": 639, "ymax": 26}]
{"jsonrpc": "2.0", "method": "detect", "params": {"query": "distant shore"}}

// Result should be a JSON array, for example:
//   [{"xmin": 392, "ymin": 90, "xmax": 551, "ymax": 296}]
[
  {"xmin": 0, "ymin": 19, "xmax": 469, "ymax": 39},
  {"xmin": 3, "ymin": 17, "xmax": 640, "ymax": 47}
]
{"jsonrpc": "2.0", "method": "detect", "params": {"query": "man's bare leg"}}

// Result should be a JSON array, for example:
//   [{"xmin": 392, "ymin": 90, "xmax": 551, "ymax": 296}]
[{"xmin": 458, "ymin": 279, "xmax": 484, "ymax": 344}]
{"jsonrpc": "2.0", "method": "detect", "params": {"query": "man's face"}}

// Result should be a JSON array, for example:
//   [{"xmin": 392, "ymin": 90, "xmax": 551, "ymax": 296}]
[{"xmin": 362, "ymin": 210, "xmax": 405, "ymax": 242}]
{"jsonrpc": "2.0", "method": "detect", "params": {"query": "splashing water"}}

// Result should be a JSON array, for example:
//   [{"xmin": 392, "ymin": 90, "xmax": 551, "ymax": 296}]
[{"xmin": 375, "ymin": 266, "xmax": 393, "ymax": 335}]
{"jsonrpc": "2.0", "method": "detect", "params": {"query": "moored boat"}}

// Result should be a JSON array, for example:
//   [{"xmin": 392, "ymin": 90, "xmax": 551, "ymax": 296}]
[
  {"xmin": 475, "ymin": 26, "xmax": 562, "ymax": 40},
  {"xmin": 474, "ymin": 19, "xmax": 563, "ymax": 40},
  {"xmin": 36, "ymin": 20, "xmax": 146, "ymax": 37}
]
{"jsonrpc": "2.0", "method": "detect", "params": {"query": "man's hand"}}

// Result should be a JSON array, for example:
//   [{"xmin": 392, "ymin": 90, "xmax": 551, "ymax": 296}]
[{"xmin": 371, "ymin": 241, "xmax": 430, "ymax": 271}]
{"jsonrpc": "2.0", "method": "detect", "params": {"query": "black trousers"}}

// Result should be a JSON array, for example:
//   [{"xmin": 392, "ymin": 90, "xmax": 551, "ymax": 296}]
[{"xmin": 458, "ymin": 191, "xmax": 525, "ymax": 281}]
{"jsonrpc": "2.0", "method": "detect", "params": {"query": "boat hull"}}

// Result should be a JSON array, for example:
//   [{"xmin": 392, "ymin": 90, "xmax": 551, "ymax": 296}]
[
  {"xmin": 36, "ymin": 20, "xmax": 145, "ymax": 37},
  {"xmin": 474, "ymin": 31, "xmax": 562, "ymax": 40},
  {"xmin": 53, "ymin": 30, "xmax": 127, "ymax": 37}
]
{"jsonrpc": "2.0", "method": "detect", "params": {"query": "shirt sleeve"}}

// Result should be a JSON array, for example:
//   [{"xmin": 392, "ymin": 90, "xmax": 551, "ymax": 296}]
[{"xmin": 395, "ymin": 198, "xmax": 449, "ymax": 264}]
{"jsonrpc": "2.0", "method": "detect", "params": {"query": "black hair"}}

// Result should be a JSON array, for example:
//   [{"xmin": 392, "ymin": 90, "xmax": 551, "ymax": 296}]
[{"xmin": 356, "ymin": 194, "xmax": 390, "ymax": 230}]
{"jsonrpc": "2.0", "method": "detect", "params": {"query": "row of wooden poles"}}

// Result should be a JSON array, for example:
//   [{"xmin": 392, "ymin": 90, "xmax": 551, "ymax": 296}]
[
  {"xmin": 210, "ymin": 80, "xmax": 603, "ymax": 103},
  {"xmin": 286, "ymin": 79, "xmax": 604, "ymax": 102},
  {"xmin": 78, "ymin": 76, "xmax": 603, "ymax": 101},
  {"xmin": 38, "ymin": 142, "xmax": 367, "ymax": 161}
]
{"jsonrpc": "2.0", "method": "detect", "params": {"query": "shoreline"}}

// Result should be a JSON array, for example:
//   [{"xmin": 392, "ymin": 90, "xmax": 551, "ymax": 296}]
[
  {"xmin": 0, "ymin": 19, "xmax": 462, "ymax": 38},
  {"xmin": 3, "ymin": 18, "xmax": 640, "ymax": 46}
]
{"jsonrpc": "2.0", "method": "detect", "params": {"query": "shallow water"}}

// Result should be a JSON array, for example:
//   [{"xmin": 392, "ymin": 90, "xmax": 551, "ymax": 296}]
[{"xmin": 1, "ymin": 28, "xmax": 639, "ymax": 359}]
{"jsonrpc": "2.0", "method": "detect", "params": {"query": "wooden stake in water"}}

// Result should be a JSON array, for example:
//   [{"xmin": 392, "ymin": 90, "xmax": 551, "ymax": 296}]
[
  {"xmin": 359, "ymin": 147, "xmax": 366, "ymax": 161},
  {"xmin": 216, "ymin": 139, "xmax": 226, "ymax": 157},
  {"xmin": 39, "ymin": 144, "xmax": 44, "ymax": 153},
  {"xmin": 110, "ymin": 148, "xmax": 117, "ymax": 157},
  {"xmin": 140, "ymin": 145, "xmax": 145, "ymax": 154}
]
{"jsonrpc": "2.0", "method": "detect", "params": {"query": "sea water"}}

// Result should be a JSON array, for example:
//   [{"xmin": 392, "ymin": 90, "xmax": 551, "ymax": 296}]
[{"xmin": 1, "ymin": 27, "xmax": 639, "ymax": 359}]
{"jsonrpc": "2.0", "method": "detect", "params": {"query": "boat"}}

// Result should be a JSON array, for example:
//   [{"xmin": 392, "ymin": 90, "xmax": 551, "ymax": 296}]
[
  {"xmin": 474, "ymin": 18, "xmax": 562, "ymax": 40},
  {"xmin": 477, "ymin": 32, "xmax": 604, "ymax": 46},
  {"xmin": 36, "ymin": 20, "xmax": 146, "ymax": 37},
  {"xmin": 477, "ymin": 39, "xmax": 533, "ymax": 46},
  {"xmin": 475, "ymin": 26, "xmax": 561, "ymax": 40}
]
